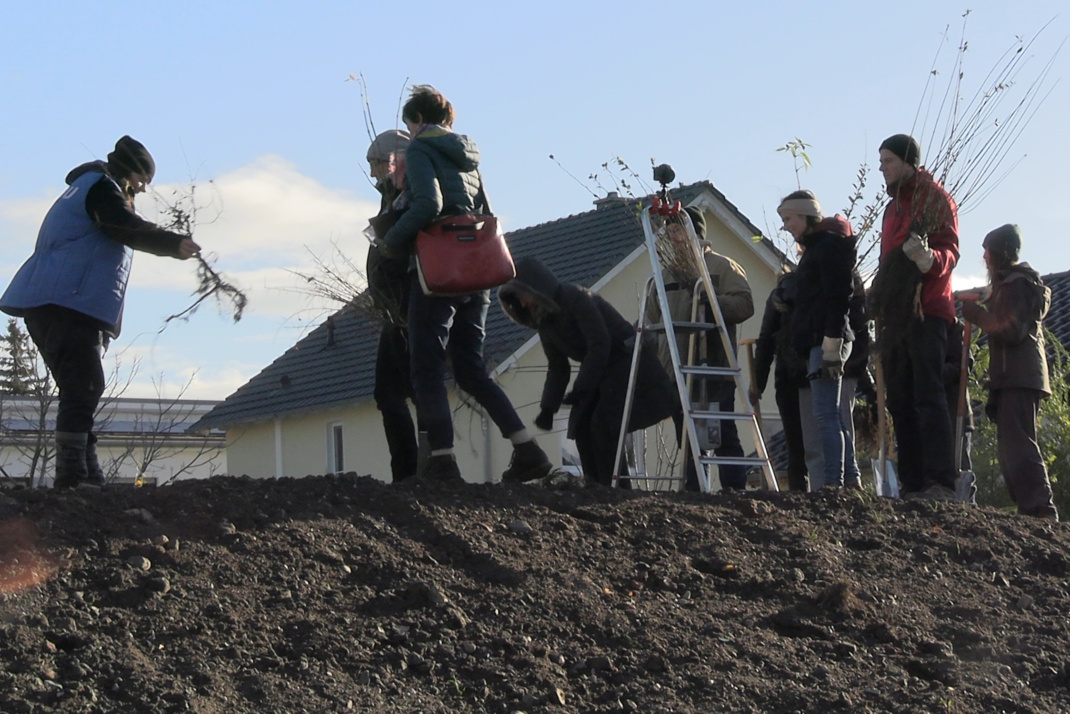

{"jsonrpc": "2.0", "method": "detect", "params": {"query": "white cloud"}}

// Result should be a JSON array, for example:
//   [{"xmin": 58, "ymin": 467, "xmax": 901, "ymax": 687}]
[{"xmin": 134, "ymin": 156, "xmax": 376, "ymax": 319}]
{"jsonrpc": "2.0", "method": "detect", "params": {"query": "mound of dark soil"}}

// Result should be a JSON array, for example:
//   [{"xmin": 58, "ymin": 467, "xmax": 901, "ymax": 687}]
[{"xmin": 1, "ymin": 475, "xmax": 1069, "ymax": 713}]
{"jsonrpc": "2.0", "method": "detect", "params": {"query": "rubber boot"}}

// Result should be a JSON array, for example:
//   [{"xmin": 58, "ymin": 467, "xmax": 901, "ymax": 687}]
[
  {"xmin": 85, "ymin": 432, "xmax": 106, "ymax": 487},
  {"xmin": 54, "ymin": 432, "xmax": 89, "ymax": 490}
]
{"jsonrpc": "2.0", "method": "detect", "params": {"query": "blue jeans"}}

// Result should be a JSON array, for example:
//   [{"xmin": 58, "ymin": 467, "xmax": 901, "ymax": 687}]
[
  {"xmin": 407, "ymin": 285, "xmax": 524, "ymax": 451},
  {"xmin": 807, "ymin": 344, "xmax": 851, "ymax": 488}
]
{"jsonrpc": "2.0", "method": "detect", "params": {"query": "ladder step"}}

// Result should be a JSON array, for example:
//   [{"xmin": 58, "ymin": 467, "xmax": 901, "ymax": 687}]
[
  {"xmin": 689, "ymin": 409, "xmax": 758, "ymax": 421},
  {"xmin": 617, "ymin": 474, "xmax": 686, "ymax": 482},
  {"xmin": 645, "ymin": 321, "xmax": 720, "ymax": 334},
  {"xmin": 680, "ymin": 365, "xmax": 740, "ymax": 377},
  {"xmin": 697, "ymin": 455, "xmax": 769, "ymax": 467}
]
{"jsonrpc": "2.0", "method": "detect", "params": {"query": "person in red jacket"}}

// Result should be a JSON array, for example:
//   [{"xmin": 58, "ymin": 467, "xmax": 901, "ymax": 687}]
[{"xmin": 875, "ymin": 134, "xmax": 960, "ymax": 498}]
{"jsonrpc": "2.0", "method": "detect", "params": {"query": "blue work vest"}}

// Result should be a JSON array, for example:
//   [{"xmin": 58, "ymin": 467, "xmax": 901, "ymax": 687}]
[{"xmin": 0, "ymin": 171, "xmax": 132, "ymax": 329}]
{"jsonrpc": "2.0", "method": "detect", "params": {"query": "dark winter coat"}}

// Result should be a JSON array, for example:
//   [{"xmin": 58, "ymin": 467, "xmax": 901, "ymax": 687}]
[
  {"xmin": 961, "ymin": 263, "xmax": 1051, "ymax": 396},
  {"xmin": 788, "ymin": 215, "xmax": 857, "ymax": 357},
  {"xmin": 753, "ymin": 271, "xmax": 808, "ymax": 392},
  {"xmin": 880, "ymin": 169, "xmax": 960, "ymax": 324},
  {"xmin": 843, "ymin": 271, "xmax": 870, "ymax": 380},
  {"xmin": 365, "ymin": 177, "xmax": 410, "ymax": 324},
  {"xmin": 499, "ymin": 258, "xmax": 678, "ymax": 439},
  {"xmin": 380, "ymin": 126, "xmax": 484, "ymax": 259}
]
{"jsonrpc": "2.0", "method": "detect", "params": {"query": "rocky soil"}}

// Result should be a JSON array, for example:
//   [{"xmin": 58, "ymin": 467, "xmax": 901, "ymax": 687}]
[{"xmin": 1, "ymin": 474, "xmax": 1069, "ymax": 713}]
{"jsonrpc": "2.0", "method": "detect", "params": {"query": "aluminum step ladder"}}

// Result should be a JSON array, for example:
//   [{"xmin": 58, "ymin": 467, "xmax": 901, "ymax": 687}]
[{"xmin": 612, "ymin": 199, "xmax": 777, "ymax": 493}]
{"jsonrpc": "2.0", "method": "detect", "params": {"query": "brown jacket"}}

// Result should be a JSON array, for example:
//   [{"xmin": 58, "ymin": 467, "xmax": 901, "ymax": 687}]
[{"xmin": 961, "ymin": 263, "xmax": 1050, "ymax": 396}]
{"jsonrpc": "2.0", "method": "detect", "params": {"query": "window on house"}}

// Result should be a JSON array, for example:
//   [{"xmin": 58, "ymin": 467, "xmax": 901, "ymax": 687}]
[{"xmin": 328, "ymin": 422, "xmax": 344, "ymax": 473}]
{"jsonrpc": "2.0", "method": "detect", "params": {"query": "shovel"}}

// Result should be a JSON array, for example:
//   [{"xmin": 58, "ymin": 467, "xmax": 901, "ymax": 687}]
[
  {"xmin": 871, "ymin": 359, "xmax": 900, "ymax": 498},
  {"xmin": 954, "ymin": 320, "xmax": 977, "ymax": 504}
]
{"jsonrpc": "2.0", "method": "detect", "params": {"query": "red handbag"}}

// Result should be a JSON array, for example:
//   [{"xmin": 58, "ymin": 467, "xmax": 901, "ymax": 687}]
[
  {"xmin": 414, "ymin": 214, "xmax": 515, "ymax": 295},
  {"xmin": 413, "ymin": 174, "xmax": 515, "ymax": 296}
]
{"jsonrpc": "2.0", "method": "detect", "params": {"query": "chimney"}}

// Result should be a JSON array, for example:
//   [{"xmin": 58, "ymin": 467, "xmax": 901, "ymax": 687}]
[{"xmin": 593, "ymin": 191, "xmax": 626, "ymax": 211}]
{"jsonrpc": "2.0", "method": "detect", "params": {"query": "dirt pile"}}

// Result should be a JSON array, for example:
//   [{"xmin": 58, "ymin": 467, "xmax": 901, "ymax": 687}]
[{"xmin": 1, "ymin": 474, "xmax": 1069, "ymax": 713}]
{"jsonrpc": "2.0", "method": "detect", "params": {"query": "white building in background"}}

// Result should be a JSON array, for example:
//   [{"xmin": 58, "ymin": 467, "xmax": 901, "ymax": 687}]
[{"xmin": 0, "ymin": 396, "xmax": 226, "ymax": 487}]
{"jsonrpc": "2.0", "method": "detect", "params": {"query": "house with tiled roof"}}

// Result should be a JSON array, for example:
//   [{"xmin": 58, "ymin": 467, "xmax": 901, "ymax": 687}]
[
  {"xmin": 1038, "ymin": 270, "xmax": 1070, "ymax": 350},
  {"xmin": 192, "ymin": 181, "xmax": 791, "ymax": 483}
]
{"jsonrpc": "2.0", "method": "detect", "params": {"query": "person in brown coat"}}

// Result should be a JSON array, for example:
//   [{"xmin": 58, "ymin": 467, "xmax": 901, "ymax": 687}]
[{"xmin": 960, "ymin": 224, "xmax": 1057, "ymax": 520}]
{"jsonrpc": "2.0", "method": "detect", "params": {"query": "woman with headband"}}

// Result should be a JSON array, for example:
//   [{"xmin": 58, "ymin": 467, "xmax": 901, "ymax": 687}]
[{"xmin": 777, "ymin": 190, "xmax": 857, "ymax": 490}]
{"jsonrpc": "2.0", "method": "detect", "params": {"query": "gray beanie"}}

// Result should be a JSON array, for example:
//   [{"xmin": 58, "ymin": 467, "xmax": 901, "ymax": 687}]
[
  {"xmin": 982, "ymin": 223, "xmax": 1022, "ymax": 263},
  {"xmin": 366, "ymin": 130, "xmax": 411, "ymax": 162}
]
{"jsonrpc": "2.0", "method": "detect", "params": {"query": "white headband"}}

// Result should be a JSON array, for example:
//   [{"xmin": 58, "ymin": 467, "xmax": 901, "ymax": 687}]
[{"xmin": 777, "ymin": 198, "xmax": 823, "ymax": 219}]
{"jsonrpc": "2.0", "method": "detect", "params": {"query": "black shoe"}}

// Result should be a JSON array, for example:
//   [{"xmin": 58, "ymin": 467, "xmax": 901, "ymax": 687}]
[
  {"xmin": 420, "ymin": 454, "xmax": 463, "ymax": 483},
  {"xmin": 501, "ymin": 441, "xmax": 552, "ymax": 483},
  {"xmin": 54, "ymin": 432, "xmax": 89, "ymax": 490}
]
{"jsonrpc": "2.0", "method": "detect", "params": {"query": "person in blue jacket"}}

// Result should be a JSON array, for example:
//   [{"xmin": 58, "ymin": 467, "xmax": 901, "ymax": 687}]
[{"xmin": 0, "ymin": 136, "xmax": 200, "ymax": 489}]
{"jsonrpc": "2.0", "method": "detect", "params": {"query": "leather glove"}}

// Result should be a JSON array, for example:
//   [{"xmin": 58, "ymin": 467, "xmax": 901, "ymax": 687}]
[
  {"xmin": 902, "ymin": 232, "xmax": 935, "ymax": 273},
  {"xmin": 534, "ymin": 409, "xmax": 555, "ymax": 431},
  {"xmin": 821, "ymin": 336, "xmax": 844, "ymax": 379},
  {"xmin": 748, "ymin": 389, "xmax": 762, "ymax": 410},
  {"xmin": 378, "ymin": 231, "xmax": 409, "ymax": 260}
]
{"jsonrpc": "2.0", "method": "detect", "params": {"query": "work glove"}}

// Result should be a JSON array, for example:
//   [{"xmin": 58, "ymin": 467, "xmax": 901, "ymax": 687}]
[
  {"xmin": 902, "ymin": 232, "xmax": 935, "ymax": 273},
  {"xmin": 534, "ymin": 409, "xmax": 555, "ymax": 431},
  {"xmin": 821, "ymin": 336, "xmax": 844, "ymax": 379},
  {"xmin": 747, "ymin": 389, "xmax": 762, "ymax": 410},
  {"xmin": 378, "ymin": 231, "xmax": 410, "ymax": 260}
]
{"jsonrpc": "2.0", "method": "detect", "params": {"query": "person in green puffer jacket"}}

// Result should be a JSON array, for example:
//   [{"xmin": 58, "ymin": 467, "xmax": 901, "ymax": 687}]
[{"xmin": 379, "ymin": 85, "xmax": 552, "ymax": 485}]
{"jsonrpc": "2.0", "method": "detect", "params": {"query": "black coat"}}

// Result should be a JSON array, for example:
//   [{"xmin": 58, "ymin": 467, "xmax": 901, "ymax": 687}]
[
  {"xmin": 753, "ymin": 271, "xmax": 809, "ymax": 392},
  {"xmin": 499, "ymin": 258, "xmax": 678, "ymax": 439},
  {"xmin": 789, "ymin": 215, "xmax": 857, "ymax": 357}
]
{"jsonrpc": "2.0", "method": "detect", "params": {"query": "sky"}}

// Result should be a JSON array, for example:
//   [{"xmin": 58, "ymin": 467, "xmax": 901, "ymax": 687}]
[{"xmin": 1, "ymin": 1, "xmax": 1066, "ymax": 400}]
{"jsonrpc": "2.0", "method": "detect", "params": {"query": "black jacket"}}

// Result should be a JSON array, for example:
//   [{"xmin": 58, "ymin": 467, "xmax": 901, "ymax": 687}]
[
  {"xmin": 499, "ymin": 257, "xmax": 678, "ymax": 436},
  {"xmin": 753, "ymin": 271, "xmax": 809, "ymax": 392},
  {"xmin": 789, "ymin": 215, "xmax": 857, "ymax": 357}
]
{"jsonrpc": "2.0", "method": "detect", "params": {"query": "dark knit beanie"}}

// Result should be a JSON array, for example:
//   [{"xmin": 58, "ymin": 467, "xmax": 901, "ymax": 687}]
[
  {"xmin": 982, "ymin": 223, "xmax": 1021, "ymax": 263},
  {"xmin": 684, "ymin": 206, "xmax": 707, "ymax": 239},
  {"xmin": 107, "ymin": 136, "xmax": 156, "ymax": 182},
  {"xmin": 879, "ymin": 134, "xmax": 921, "ymax": 169}
]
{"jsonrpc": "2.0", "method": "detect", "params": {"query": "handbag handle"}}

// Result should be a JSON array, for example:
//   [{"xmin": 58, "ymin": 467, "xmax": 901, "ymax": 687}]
[
  {"xmin": 475, "ymin": 171, "xmax": 493, "ymax": 215},
  {"xmin": 440, "ymin": 219, "xmax": 488, "ymax": 232}
]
